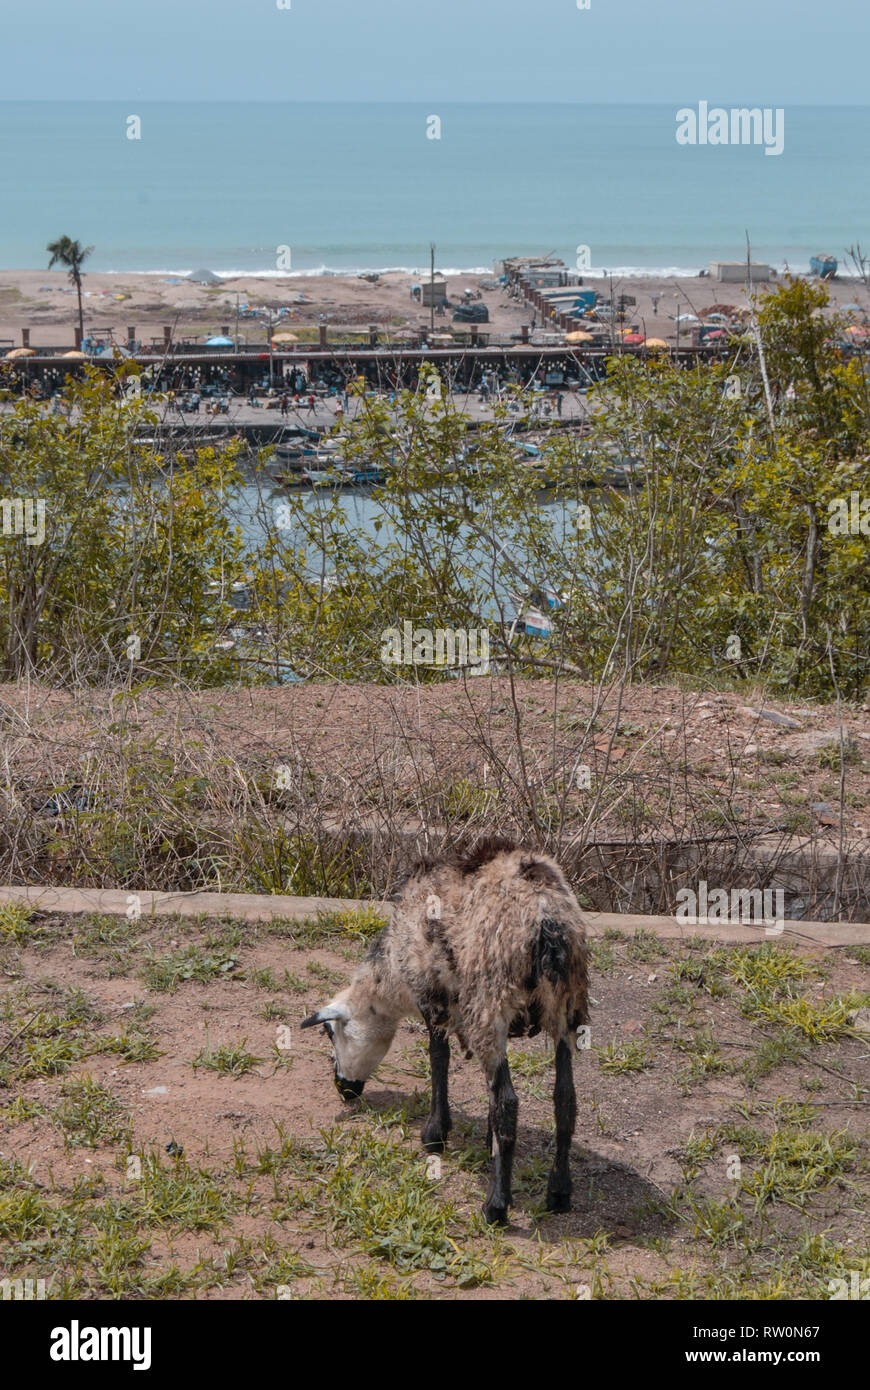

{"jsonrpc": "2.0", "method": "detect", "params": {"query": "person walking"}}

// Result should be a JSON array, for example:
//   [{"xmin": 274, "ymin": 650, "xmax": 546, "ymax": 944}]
[
  {"xmin": 307, "ymin": 393, "xmax": 316, "ymax": 414},
  {"xmin": 280, "ymin": 394, "xmax": 289, "ymax": 417},
  {"xmin": 556, "ymin": 391, "xmax": 563, "ymax": 418}
]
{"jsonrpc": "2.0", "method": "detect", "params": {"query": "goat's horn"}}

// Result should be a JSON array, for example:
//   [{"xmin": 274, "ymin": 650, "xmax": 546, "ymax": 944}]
[{"xmin": 300, "ymin": 1004, "xmax": 349, "ymax": 1029}]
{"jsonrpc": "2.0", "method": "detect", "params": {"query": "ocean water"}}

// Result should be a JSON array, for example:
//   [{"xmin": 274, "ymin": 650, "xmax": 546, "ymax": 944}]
[{"xmin": 1, "ymin": 102, "xmax": 868, "ymax": 277}]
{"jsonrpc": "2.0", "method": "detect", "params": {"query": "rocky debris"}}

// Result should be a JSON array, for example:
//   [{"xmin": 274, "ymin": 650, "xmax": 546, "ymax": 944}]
[{"xmin": 740, "ymin": 706, "xmax": 803, "ymax": 729}]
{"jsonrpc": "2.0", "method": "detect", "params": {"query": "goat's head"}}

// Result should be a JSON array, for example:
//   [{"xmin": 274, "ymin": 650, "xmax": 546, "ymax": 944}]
[{"xmin": 301, "ymin": 984, "xmax": 397, "ymax": 1102}]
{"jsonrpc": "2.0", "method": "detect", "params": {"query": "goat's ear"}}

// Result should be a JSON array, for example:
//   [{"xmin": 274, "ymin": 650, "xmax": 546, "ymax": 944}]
[{"xmin": 300, "ymin": 1004, "xmax": 350, "ymax": 1029}]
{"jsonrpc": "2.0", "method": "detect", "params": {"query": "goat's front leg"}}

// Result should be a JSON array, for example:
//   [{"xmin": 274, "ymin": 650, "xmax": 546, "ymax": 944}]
[
  {"xmin": 421, "ymin": 1023, "xmax": 451, "ymax": 1153},
  {"xmin": 483, "ymin": 1055, "xmax": 518, "ymax": 1226},
  {"xmin": 546, "ymin": 1037, "xmax": 576, "ymax": 1212}
]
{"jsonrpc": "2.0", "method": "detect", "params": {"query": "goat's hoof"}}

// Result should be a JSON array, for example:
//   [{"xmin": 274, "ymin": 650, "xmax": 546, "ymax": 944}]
[
  {"xmin": 483, "ymin": 1200, "xmax": 510, "ymax": 1227},
  {"xmin": 546, "ymin": 1187, "xmax": 572, "ymax": 1214},
  {"xmin": 421, "ymin": 1121, "xmax": 448, "ymax": 1153}
]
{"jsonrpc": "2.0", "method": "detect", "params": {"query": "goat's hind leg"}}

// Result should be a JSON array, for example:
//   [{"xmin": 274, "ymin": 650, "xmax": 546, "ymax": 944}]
[
  {"xmin": 546, "ymin": 1037, "xmax": 576, "ymax": 1213},
  {"xmin": 484, "ymin": 1054, "xmax": 518, "ymax": 1226},
  {"xmin": 420, "ymin": 1019, "xmax": 452, "ymax": 1153}
]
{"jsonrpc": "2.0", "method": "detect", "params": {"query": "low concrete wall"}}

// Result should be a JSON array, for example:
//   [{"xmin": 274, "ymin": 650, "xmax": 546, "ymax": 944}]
[{"xmin": 1, "ymin": 885, "xmax": 867, "ymax": 947}]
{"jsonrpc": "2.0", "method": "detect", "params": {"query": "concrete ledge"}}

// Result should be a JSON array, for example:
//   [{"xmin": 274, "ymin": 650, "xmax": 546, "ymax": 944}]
[{"xmin": 1, "ymin": 886, "xmax": 869, "ymax": 948}]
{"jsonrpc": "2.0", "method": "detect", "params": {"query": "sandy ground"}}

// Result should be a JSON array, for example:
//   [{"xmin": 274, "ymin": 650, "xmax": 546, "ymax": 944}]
[{"xmin": 2, "ymin": 267, "xmax": 868, "ymax": 350}]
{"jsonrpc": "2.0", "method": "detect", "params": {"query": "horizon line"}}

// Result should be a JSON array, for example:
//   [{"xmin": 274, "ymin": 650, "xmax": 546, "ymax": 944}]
[{"xmin": 1, "ymin": 98, "xmax": 868, "ymax": 108}]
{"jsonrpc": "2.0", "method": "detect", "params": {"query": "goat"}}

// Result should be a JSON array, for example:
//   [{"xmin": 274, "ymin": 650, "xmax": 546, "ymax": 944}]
[{"xmin": 301, "ymin": 837, "xmax": 589, "ymax": 1225}]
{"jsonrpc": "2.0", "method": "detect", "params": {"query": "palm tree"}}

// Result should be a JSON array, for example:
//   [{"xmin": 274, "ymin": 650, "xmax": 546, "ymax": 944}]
[{"xmin": 46, "ymin": 236, "xmax": 94, "ymax": 344}]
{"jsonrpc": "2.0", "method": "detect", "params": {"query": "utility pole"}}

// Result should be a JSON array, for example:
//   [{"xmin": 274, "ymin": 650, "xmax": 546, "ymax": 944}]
[{"xmin": 430, "ymin": 243, "xmax": 435, "ymax": 339}]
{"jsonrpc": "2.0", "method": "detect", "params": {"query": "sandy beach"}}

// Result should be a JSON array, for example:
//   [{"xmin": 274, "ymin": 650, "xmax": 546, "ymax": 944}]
[{"xmin": 2, "ymin": 266, "xmax": 868, "ymax": 351}]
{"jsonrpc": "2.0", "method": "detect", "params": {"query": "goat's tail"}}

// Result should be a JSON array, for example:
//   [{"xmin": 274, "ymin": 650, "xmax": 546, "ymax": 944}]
[{"xmin": 528, "ymin": 913, "xmax": 589, "ymax": 1036}]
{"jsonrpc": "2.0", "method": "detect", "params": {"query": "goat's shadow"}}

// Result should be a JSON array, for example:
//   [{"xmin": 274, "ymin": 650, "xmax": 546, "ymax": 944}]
[{"xmin": 358, "ymin": 1086, "xmax": 676, "ymax": 1243}]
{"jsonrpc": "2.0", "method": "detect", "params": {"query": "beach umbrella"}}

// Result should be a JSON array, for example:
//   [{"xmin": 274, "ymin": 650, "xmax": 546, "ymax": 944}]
[
  {"xmin": 61, "ymin": 350, "xmax": 87, "ymax": 359},
  {"xmin": 205, "ymin": 335, "xmax": 234, "ymax": 346},
  {"xmin": 644, "ymin": 338, "xmax": 669, "ymax": 349},
  {"xmin": 6, "ymin": 347, "xmax": 36, "ymax": 358},
  {"xmin": 846, "ymin": 325, "xmax": 869, "ymax": 337},
  {"xmin": 622, "ymin": 332, "xmax": 644, "ymax": 345},
  {"xmin": 841, "ymin": 302, "xmax": 863, "ymax": 313},
  {"xmin": 565, "ymin": 330, "xmax": 594, "ymax": 343},
  {"xmin": 272, "ymin": 332, "xmax": 298, "ymax": 344},
  {"xmin": 187, "ymin": 268, "xmax": 222, "ymax": 285},
  {"xmin": 703, "ymin": 329, "xmax": 727, "ymax": 339}
]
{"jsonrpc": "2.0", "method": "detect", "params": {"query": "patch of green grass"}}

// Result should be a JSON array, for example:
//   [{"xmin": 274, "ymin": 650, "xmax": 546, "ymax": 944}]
[
  {"xmin": 17, "ymin": 1031, "xmax": 87, "ymax": 1081},
  {"xmin": 673, "ymin": 1031, "xmax": 730, "ymax": 1090},
  {"xmin": 590, "ymin": 937, "xmax": 616, "ymax": 973},
  {"xmin": 683, "ymin": 1195, "xmax": 746, "ymax": 1249},
  {"xmin": 258, "ymin": 1000, "xmax": 286, "ymax": 1021},
  {"xmin": 0, "ymin": 1096, "xmax": 45, "ymax": 1125},
  {"xmin": 594, "ymin": 1040, "xmax": 652, "ymax": 1074},
  {"xmin": 673, "ymin": 1130, "xmax": 719, "ymax": 1182},
  {"xmin": 625, "ymin": 929, "xmax": 665, "ymax": 964},
  {"xmin": 817, "ymin": 741, "xmax": 861, "ymax": 770},
  {"xmin": 281, "ymin": 969, "xmax": 309, "ymax": 993},
  {"xmin": 343, "ymin": 1263, "xmax": 420, "ymax": 1299},
  {"xmin": 0, "ymin": 902, "xmax": 36, "ymax": 945},
  {"xmin": 141, "ymin": 943, "xmax": 241, "ymax": 993},
  {"xmin": 748, "ymin": 992, "xmax": 867, "ymax": 1043},
  {"xmin": 62, "ymin": 913, "xmax": 148, "ymax": 974},
  {"xmin": 105, "ymin": 1151, "xmax": 237, "ymax": 1233},
  {"xmin": 102, "ymin": 1029, "xmax": 162, "ymax": 1063},
  {"xmin": 740, "ymin": 1031, "xmax": 807, "ymax": 1087},
  {"xmin": 53, "ymin": 1074, "xmax": 131, "ymax": 1149},
  {"xmin": 726, "ymin": 944, "xmax": 819, "ymax": 993},
  {"xmin": 738, "ymin": 1126, "xmax": 858, "ymax": 1212},
  {"xmin": 306, "ymin": 959, "xmax": 345, "ymax": 988},
  {"xmin": 250, "ymin": 966, "xmax": 279, "ymax": 991},
  {"xmin": 309, "ymin": 1124, "xmax": 499, "ymax": 1286},
  {"xmin": 193, "ymin": 1036, "xmax": 263, "ymax": 1076},
  {"xmin": 670, "ymin": 953, "xmax": 730, "ymax": 997},
  {"xmin": 0, "ymin": 1187, "xmax": 54, "ymax": 1241}
]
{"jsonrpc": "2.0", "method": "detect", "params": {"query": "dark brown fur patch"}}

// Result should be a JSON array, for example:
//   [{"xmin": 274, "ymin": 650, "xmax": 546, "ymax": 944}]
[
  {"xmin": 424, "ymin": 916, "xmax": 457, "ymax": 971},
  {"xmin": 459, "ymin": 836, "xmax": 519, "ymax": 875},
  {"xmin": 519, "ymin": 858, "xmax": 563, "ymax": 888}
]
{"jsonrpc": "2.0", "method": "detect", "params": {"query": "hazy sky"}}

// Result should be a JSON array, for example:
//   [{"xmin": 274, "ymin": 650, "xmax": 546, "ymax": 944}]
[{"xmin": 4, "ymin": 0, "xmax": 868, "ymax": 104}]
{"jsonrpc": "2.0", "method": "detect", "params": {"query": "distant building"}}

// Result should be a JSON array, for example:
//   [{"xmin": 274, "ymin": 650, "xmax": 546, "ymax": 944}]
[
  {"xmin": 422, "ymin": 279, "xmax": 449, "ymax": 306},
  {"xmin": 710, "ymin": 261, "xmax": 773, "ymax": 283}
]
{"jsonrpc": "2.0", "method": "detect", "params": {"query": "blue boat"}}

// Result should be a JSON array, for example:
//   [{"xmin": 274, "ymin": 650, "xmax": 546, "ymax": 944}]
[
  {"xmin": 351, "ymin": 466, "xmax": 386, "ymax": 487},
  {"xmin": 810, "ymin": 254, "xmax": 838, "ymax": 279},
  {"xmin": 509, "ymin": 587, "xmax": 563, "ymax": 638}
]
